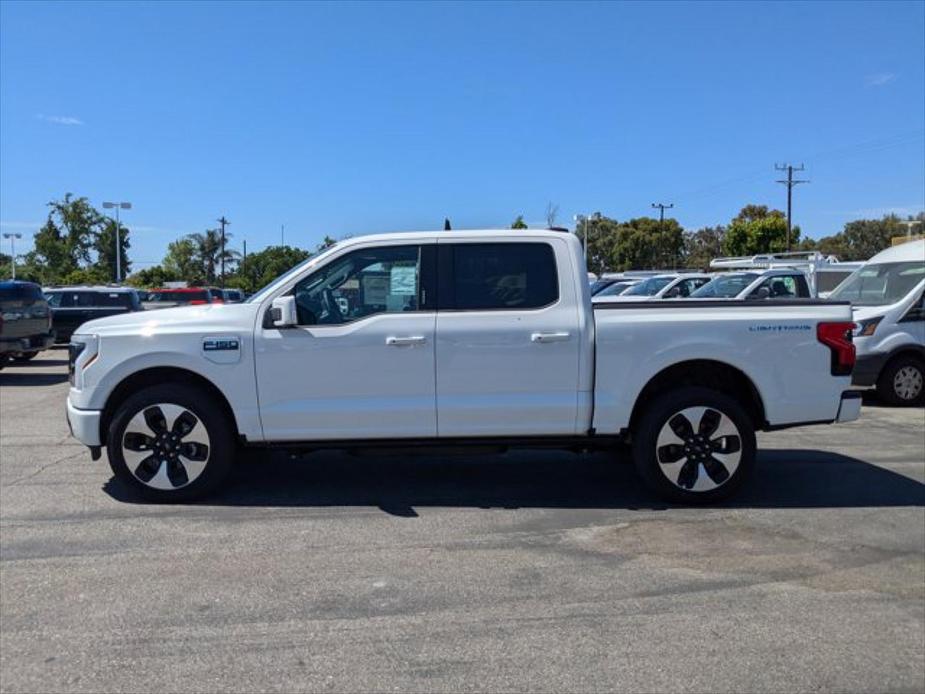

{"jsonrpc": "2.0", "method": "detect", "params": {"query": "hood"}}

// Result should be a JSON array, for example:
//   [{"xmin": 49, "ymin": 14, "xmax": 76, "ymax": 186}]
[{"xmin": 76, "ymin": 302, "xmax": 262, "ymax": 337}]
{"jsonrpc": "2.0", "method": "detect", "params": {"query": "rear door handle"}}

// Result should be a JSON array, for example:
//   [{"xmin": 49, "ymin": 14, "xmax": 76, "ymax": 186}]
[
  {"xmin": 386, "ymin": 335, "xmax": 427, "ymax": 346},
  {"xmin": 531, "ymin": 332, "xmax": 571, "ymax": 343}
]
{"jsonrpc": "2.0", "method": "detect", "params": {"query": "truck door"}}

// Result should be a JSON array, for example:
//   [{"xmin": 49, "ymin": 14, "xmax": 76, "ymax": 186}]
[
  {"xmin": 434, "ymin": 238, "xmax": 583, "ymax": 437},
  {"xmin": 254, "ymin": 242, "xmax": 438, "ymax": 441}
]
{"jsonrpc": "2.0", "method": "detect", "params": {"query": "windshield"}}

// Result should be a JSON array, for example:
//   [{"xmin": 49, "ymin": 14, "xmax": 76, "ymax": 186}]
[
  {"xmin": 595, "ymin": 281, "xmax": 635, "ymax": 297},
  {"xmin": 828, "ymin": 261, "xmax": 925, "ymax": 306},
  {"xmin": 246, "ymin": 242, "xmax": 341, "ymax": 304},
  {"xmin": 690, "ymin": 273, "xmax": 759, "ymax": 298},
  {"xmin": 623, "ymin": 276, "xmax": 673, "ymax": 296}
]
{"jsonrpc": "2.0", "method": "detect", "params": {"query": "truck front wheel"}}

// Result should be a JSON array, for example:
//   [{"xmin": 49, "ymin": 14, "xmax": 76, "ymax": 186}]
[
  {"xmin": 106, "ymin": 383, "xmax": 235, "ymax": 502},
  {"xmin": 632, "ymin": 387, "xmax": 756, "ymax": 503}
]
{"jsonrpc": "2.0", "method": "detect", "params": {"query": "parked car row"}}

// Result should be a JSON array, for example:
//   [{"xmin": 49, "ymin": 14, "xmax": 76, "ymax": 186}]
[
  {"xmin": 587, "ymin": 240, "xmax": 924, "ymax": 404},
  {"xmin": 1, "ymin": 283, "xmax": 247, "ymax": 367}
]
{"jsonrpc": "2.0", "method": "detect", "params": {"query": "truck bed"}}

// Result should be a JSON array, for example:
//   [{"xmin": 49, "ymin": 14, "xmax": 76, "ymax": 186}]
[{"xmin": 591, "ymin": 299, "xmax": 855, "ymax": 433}]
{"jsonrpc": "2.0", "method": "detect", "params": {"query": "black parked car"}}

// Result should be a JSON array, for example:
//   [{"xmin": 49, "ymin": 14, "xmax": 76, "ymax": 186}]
[
  {"xmin": 44, "ymin": 286, "xmax": 143, "ymax": 343},
  {"xmin": 0, "ymin": 280, "xmax": 54, "ymax": 368}
]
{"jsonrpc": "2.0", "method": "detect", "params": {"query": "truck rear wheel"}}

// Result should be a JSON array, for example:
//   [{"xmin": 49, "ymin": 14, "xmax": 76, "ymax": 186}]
[
  {"xmin": 876, "ymin": 355, "xmax": 924, "ymax": 406},
  {"xmin": 632, "ymin": 387, "xmax": 756, "ymax": 503},
  {"xmin": 106, "ymin": 383, "xmax": 235, "ymax": 502}
]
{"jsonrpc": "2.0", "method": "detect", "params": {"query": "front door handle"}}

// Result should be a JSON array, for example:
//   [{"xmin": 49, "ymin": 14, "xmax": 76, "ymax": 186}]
[
  {"xmin": 386, "ymin": 335, "xmax": 427, "ymax": 346},
  {"xmin": 531, "ymin": 332, "xmax": 571, "ymax": 343}
]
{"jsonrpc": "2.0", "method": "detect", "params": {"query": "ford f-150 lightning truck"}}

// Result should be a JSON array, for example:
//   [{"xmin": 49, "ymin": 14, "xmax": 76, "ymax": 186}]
[{"xmin": 65, "ymin": 230, "xmax": 861, "ymax": 503}]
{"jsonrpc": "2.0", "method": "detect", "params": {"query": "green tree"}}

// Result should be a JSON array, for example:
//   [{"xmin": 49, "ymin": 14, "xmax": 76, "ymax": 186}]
[
  {"xmin": 163, "ymin": 238, "xmax": 202, "ymax": 285},
  {"xmin": 188, "ymin": 229, "xmax": 238, "ymax": 284},
  {"xmin": 722, "ymin": 205, "xmax": 799, "ymax": 256},
  {"xmin": 510, "ymin": 215, "xmax": 528, "ymax": 229},
  {"xmin": 682, "ymin": 226, "xmax": 726, "ymax": 269},
  {"xmin": 18, "ymin": 194, "xmax": 117, "ymax": 284},
  {"xmin": 229, "ymin": 245, "xmax": 312, "ymax": 293},
  {"xmin": 840, "ymin": 214, "xmax": 912, "ymax": 260},
  {"xmin": 94, "ymin": 218, "xmax": 131, "ymax": 281},
  {"xmin": 126, "ymin": 265, "xmax": 179, "ymax": 288},
  {"xmin": 612, "ymin": 216, "xmax": 684, "ymax": 271}
]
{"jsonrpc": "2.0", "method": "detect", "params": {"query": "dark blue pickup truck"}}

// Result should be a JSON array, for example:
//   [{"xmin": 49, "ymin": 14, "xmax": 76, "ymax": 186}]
[{"xmin": 44, "ymin": 286, "xmax": 143, "ymax": 343}]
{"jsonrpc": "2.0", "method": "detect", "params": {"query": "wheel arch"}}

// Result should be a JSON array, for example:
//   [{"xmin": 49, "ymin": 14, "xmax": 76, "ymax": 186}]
[
  {"xmin": 628, "ymin": 359, "xmax": 767, "ymax": 433},
  {"xmin": 100, "ymin": 367, "xmax": 241, "ymax": 446}
]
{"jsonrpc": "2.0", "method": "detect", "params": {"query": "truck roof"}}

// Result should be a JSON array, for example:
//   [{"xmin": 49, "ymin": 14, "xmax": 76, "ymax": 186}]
[
  {"xmin": 333, "ymin": 228, "xmax": 578, "ymax": 245},
  {"xmin": 45, "ymin": 285, "xmax": 137, "ymax": 293},
  {"xmin": 866, "ymin": 238, "xmax": 924, "ymax": 264}
]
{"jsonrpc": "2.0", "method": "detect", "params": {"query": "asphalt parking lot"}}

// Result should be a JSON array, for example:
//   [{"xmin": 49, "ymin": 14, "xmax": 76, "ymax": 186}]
[{"xmin": 1, "ymin": 350, "xmax": 923, "ymax": 693}]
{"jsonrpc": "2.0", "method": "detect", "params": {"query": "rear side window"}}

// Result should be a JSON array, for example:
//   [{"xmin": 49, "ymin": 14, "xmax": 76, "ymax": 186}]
[{"xmin": 442, "ymin": 243, "xmax": 558, "ymax": 310}]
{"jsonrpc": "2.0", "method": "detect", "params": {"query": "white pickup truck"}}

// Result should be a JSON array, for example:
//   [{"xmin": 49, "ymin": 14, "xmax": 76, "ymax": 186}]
[{"xmin": 66, "ymin": 230, "xmax": 861, "ymax": 503}]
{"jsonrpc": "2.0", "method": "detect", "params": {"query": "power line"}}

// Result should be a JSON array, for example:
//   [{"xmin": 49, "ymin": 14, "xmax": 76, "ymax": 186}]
[{"xmin": 774, "ymin": 163, "xmax": 809, "ymax": 252}]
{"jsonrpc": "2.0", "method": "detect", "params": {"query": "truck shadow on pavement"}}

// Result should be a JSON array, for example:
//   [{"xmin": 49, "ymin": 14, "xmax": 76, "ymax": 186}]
[
  {"xmin": 104, "ymin": 448, "xmax": 925, "ymax": 514},
  {"xmin": 0, "ymin": 369, "xmax": 69, "ymax": 386}
]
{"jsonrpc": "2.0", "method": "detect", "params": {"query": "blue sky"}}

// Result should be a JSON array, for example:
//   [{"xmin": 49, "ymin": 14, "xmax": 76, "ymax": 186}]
[{"xmin": 1, "ymin": 0, "xmax": 923, "ymax": 268}]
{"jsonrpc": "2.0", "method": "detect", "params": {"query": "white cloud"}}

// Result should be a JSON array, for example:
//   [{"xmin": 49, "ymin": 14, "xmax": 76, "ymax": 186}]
[
  {"xmin": 865, "ymin": 72, "xmax": 897, "ymax": 87},
  {"xmin": 36, "ymin": 114, "xmax": 84, "ymax": 126}
]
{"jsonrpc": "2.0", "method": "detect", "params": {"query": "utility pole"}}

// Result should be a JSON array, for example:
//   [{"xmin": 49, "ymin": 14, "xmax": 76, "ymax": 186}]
[
  {"xmin": 651, "ymin": 202, "xmax": 674, "ymax": 227},
  {"xmin": 775, "ymin": 164, "xmax": 809, "ymax": 252},
  {"xmin": 242, "ymin": 239, "xmax": 247, "ymax": 292},
  {"xmin": 3, "ymin": 233, "xmax": 22, "ymax": 279},
  {"xmin": 217, "ymin": 216, "xmax": 230, "ymax": 288},
  {"xmin": 652, "ymin": 203, "xmax": 674, "ymax": 269},
  {"xmin": 281, "ymin": 224, "xmax": 285, "ymax": 247}
]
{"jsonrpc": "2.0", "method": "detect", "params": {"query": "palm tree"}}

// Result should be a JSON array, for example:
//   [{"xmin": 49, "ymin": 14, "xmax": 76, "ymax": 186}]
[{"xmin": 188, "ymin": 229, "xmax": 239, "ymax": 284}]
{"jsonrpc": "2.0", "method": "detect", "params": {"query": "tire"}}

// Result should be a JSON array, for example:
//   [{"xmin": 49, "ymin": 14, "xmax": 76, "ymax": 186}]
[
  {"xmin": 632, "ymin": 386, "xmax": 756, "ymax": 504},
  {"xmin": 876, "ymin": 355, "xmax": 925, "ymax": 406},
  {"xmin": 12, "ymin": 351, "xmax": 39, "ymax": 362},
  {"xmin": 0, "ymin": 355, "xmax": 8, "ymax": 370},
  {"xmin": 106, "ymin": 383, "xmax": 236, "ymax": 502}
]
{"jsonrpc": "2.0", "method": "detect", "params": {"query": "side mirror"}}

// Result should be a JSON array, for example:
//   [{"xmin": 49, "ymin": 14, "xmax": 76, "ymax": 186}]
[
  {"xmin": 749, "ymin": 286, "xmax": 771, "ymax": 300},
  {"xmin": 664, "ymin": 287, "xmax": 680, "ymax": 299},
  {"xmin": 270, "ymin": 295, "xmax": 298, "ymax": 328}
]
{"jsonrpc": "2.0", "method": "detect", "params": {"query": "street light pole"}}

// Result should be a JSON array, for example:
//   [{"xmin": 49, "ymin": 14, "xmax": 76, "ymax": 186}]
[
  {"xmin": 102, "ymin": 201, "xmax": 132, "ymax": 283},
  {"xmin": 3, "ymin": 233, "xmax": 22, "ymax": 279}
]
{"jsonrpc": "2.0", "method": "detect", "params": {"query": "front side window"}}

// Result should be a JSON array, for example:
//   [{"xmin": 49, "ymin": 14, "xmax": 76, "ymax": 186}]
[
  {"xmin": 292, "ymin": 245, "xmax": 422, "ymax": 325},
  {"xmin": 445, "ymin": 243, "xmax": 558, "ymax": 310}
]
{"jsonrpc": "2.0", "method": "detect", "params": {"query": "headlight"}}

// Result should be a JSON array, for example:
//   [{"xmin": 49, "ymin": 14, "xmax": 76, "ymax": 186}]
[
  {"xmin": 69, "ymin": 334, "xmax": 99, "ymax": 387},
  {"xmin": 854, "ymin": 317, "xmax": 883, "ymax": 338}
]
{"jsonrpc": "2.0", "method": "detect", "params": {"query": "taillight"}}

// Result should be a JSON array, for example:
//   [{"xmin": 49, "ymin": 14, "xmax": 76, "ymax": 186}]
[
  {"xmin": 190, "ymin": 300, "xmax": 207, "ymax": 305},
  {"xmin": 817, "ymin": 322, "xmax": 855, "ymax": 376}
]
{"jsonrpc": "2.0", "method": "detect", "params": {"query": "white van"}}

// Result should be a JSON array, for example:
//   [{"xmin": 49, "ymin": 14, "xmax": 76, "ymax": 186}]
[{"xmin": 828, "ymin": 239, "xmax": 925, "ymax": 405}]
